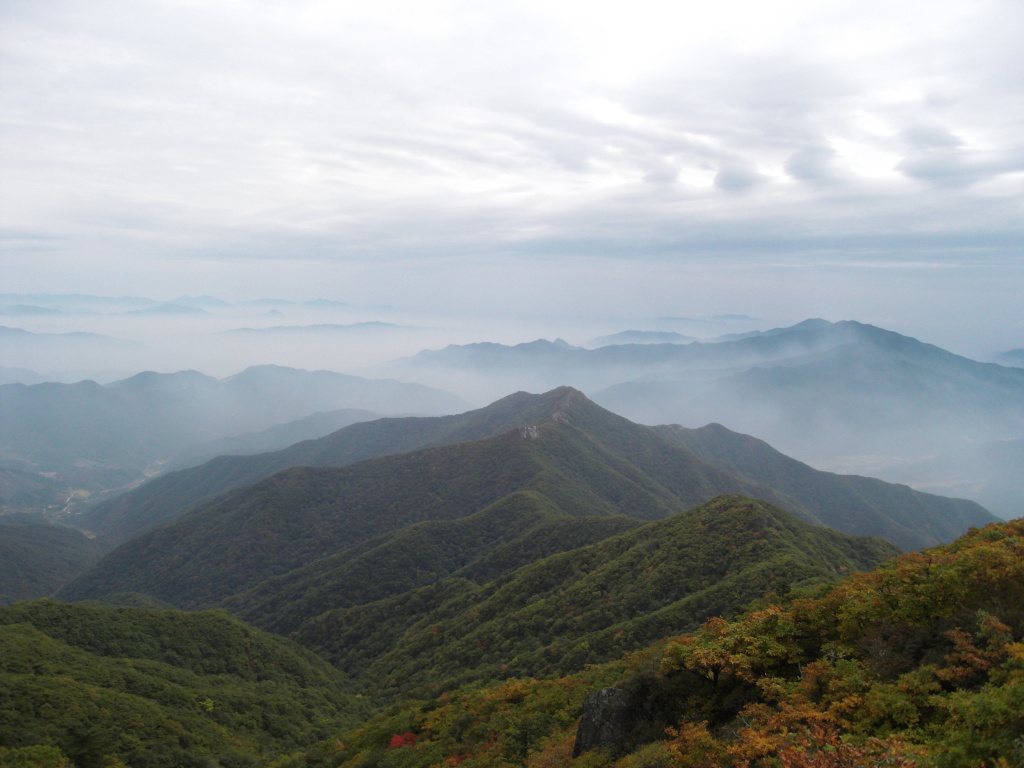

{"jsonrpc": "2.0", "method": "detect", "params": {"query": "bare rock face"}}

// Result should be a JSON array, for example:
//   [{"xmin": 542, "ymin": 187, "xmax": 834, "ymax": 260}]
[{"xmin": 572, "ymin": 687, "xmax": 637, "ymax": 757}]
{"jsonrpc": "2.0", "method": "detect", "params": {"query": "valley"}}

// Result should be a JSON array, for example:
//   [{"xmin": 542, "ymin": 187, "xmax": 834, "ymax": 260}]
[
  {"xmin": 5, "ymin": 2, "xmax": 1023, "ymax": 762},
  {"xmin": 0, "ymin": 305, "xmax": 1020, "ymax": 767}
]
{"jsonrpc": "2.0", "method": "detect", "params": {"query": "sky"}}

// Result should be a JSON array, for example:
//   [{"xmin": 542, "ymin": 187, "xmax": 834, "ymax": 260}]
[{"xmin": 2, "ymin": 0, "xmax": 1023, "ymax": 356}]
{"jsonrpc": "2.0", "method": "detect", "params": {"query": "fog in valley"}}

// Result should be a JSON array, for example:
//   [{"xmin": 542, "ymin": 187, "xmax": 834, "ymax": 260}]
[
  {"xmin": 3, "ymin": 288, "xmax": 1022, "ymax": 521},
  {"xmin": 3, "ymin": 4, "xmax": 1024, "ymax": 762},
  {"xmin": 0, "ymin": 0, "xmax": 1021, "ymax": 541}
]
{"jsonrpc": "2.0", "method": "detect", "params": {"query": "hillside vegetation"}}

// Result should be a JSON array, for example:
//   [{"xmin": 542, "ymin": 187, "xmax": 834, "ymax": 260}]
[
  {"xmin": 0, "ymin": 519, "xmax": 97, "ymax": 605},
  {"xmin": 1, "ymin": 494, "xmax": 899, "ymax": 767},
  {"xmin": 5, "ymin": 383, "xmax": 1010, "ymax": 766},
  {"xmin": 0, "ymin": 601, "xmax": 368, "ymax": 768},
  {"xmin": 75, "ymin": 388, "xmax": 991, "ymax": 559},
  {"xmin": 3, "ymin": 499, "xmax": 1016, "ymax": 766},
  {"xmin": 77, "ymin": 387, "xmax": 644, "ymax": 546},
  {"xmin": 59, "ymin": 392, "xmax": 807, "ymax": 609},
  {"xmin": 291, "ymin": 496, "xmax": 897, "ymax": 699},
  {"xmin": 294, "ymin": 516, "xmax": 1024, "ymax": 768},
  {"xmin": 656, "ymin": 422, "xmax": 991, "ymax": 546}
]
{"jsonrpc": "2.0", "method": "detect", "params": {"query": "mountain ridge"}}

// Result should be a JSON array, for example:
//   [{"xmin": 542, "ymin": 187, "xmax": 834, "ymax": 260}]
[
  {"xmin": 291, "ymin": 495, "xmax": 900, "ymax": 695},
  {"xmin": 0, "ymin": 365, "xmax": 466, "ymax": 505},
  {"xmin": 76, "ymin": 387, "xmax": 994, "ymax": 553},
  {"xmin": 60, "ymin": 389, "xmax": 992, "ymax": 618}
]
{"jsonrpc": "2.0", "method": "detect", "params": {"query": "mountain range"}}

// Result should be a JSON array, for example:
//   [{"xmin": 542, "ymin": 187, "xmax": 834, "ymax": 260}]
[
  {"xmin": 319, "ymin": 514, "xmax": 1024, "ymax": 768},
  {"xmin": 376, "ymin": 319, "xmax": 1024, "ymax": 518},
  {"xmin": 71, "ymin": 388, "xmax": 993, "ymax": 555},
  {"xmin": 0, "ymin": 365, "xmax": 465, "ymax": 507},
  {"xmin": 0, "ymin": 372, "xmax": 1017, "ymax": 765},
  {"xmin": 7, "ymin": 511, "xmax": 1019, "ymax": 767},
  {"xmin": 59, "ymin": 390, "xmax": 989, "ymax": 640}
]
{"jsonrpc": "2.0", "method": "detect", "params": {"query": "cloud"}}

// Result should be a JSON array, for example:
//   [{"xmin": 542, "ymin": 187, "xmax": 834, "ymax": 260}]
[
  {"xmin": 0, "ymin": 0, "xmax": 1022, "ymax": 349},
  {"xmin": 785, "ymin": 144, "xmax": 841, "ymax": 182},
  {"xmin": 714, "ymin": 159, "xmax": 767, "ymax": 192},
  {"xmin": 894, "ymin": 125, "xmax": 1024, "ymax": 187}
]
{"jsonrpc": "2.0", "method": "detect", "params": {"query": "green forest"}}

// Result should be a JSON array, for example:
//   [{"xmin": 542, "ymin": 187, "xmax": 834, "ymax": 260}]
[
  {"xmin": 2, "ymin": 510, "xmax": 1021, "ymax": 767},
  {"xmin": 278, "ymin": 515, "xmax": 1024, "ymax": 768},
  {"xmin": 0, "ymin": 392, "xmax": 1018, "ymax": 767}
]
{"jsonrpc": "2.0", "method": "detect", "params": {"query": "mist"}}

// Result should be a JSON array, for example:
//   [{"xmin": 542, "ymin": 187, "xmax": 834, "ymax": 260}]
[
  {"xmin": 2, "ymin": 1, "xmax": 1023, "ymax": 526},
  {"xmin": 0, "ymin": 287, "xmax": 779, "ymax": 382}
]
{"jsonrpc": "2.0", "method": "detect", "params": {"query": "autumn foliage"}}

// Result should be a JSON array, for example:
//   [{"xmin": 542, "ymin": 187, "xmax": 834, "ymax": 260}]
[{"xmin": 303, "ymin": 518, "xmax": 1024, "ymax": 768}]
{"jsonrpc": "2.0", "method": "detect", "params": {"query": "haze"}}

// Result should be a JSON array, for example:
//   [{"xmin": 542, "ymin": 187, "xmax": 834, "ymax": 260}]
[{"xmin": 1, "ymin": 0, "xmax": 1022, "ymax": 366}]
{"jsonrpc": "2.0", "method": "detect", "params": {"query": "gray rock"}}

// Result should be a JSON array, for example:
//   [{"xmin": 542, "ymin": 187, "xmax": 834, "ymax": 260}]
[{"xmin": 572, "ymin": 687, "xmax": 637, "ymax": 757}]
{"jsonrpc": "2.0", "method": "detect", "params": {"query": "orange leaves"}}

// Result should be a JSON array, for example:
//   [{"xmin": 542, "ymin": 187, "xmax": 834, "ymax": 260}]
[
  {"xmin": 936, "ymin": 628, "xmax": 998, "ymax": 686},
  {"xmin": 663, "ymin": 606, "xmax": 805, "ymax": 685},
  {"xmin": 664, "ymin": 721, "xmax": 727, "ymax": 768},
  {"xmin": 776, "ymin": 727, "xmax": 921, "ymax": 768}
]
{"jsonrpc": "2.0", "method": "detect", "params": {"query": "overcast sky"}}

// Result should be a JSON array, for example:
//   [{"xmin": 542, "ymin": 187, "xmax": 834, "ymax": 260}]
[{"xmin": 2, "ymin": 0, "xmax": 1023, "ymax": 354}]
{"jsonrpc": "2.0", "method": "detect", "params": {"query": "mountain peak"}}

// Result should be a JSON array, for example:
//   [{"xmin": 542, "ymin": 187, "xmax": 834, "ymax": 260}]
[
  {"xmin": 789, "ymin": 318, "xmax": 833, "ymax": 331},
  {"xmin": 484, "ymin": 386, "xmax": 593, "ymax": 428},
  {"xmin": 107, "ymin": 369, "xmax": 216, "ymax": 391},
  {"xmin": 548, "ymin": 385, "xmax": 587, "ymax": 421}
]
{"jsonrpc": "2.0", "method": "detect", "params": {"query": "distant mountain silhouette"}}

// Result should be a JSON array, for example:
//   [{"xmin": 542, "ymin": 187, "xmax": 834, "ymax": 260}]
[
  {"xmin": 226, "ymin": 322, "xmax": 405, "ymax": 334},
  {"xmin": 124, "ymin": 303, "xmax": 209, "ymax": 316},
  {"xmin": 62, "ymin": 388, "xmax": 992, "ymax": 616},
  {"xmin": 165, "ymin": 407, "xmax": 382, "ymax": 470},
  {"xmin": 0, "ymin": 365, "xmax": 466, "ymax": 498},
  {"xmin": 375, "ymin": 320, "xmax": 1024, "ymax": 514},
  {"xmin": 995, "ymin": 348, "xmax": 1024, "ymax": 367},
  {"xmin": 599, "ymin": 321, "xmax": 1024, "ymax": 460},
  {"xmin": 76, "ymin": 387, "xmax": 993, "ymax": 552}
]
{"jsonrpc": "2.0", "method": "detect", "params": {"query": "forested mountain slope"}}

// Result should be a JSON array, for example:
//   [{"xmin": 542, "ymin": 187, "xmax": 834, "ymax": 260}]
[
  {"xmin": 657, "ymin": 422, "xmax": 992, "ymax": 546},
  {"xmin": 0, "ymin": 518, "xmax": 97, "ymax": 604},
  {"xmin": 302, "ymin": 515, "xmax": 1024, "ymax": 768},
  {"xmin": 0, "ymin": 600, "xmax": 368, "ymax": 767},
  {"xmin": 61, "ymin": 395, "xmax": 794, "ymax": 608},
  {"xmin": 290, "ymin": 496, "xmax": 898, "ymax": 698},
  {"xmin": 78, "ymin": 386, "xmax": 643, "ymax": 546},
  {"xmin": 77, "ymin": 388, "xmax": 994, "ymax": 555}
]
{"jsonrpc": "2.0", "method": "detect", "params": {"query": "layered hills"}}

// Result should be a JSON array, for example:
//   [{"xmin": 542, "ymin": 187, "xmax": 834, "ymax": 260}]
[
  {"xmin": 0, "ymin": 517, "xmax": 97, "ymax": 604},
  {"xmin": 654, "ymin": 422, "xmax": 990, "ymax": 546},
  {"xmin": 62, "ymin": 389, "xmax": 802, "ymax": 608},
  {"xmin": 61, "ymin": 390, "xmax": 988, "ymax": 672},
  {"xmin": 315, "ymin": 515, "xmax": 1024, "ymax": 768},
  {"xmin": 76, "ymin": 388, "xmax": 995, "ymax": 552},
  {"xmin": 62, "ymin": 492, "xmax": 899, "ymax": 701},
  {"xmin": 162, "ymin": 406, "xmax": 382, "ymax": 471},
  {"xmin": 79, "ymin": 386, "xmax": 658, "ymax": 545},
  {"xmin": 290, "ymin": 496, "xmax": 898, "ymax": 697},
  {"xmin": 375, "ymin": 320, "xmax": 1024, "ymax": 517},
  {"xmin": 0, "ymin": 364, "xmax": 464, "ymax": 509},
  {"xmin": 0, "ymin": 494, "xmax": 900, "ymax": 766},
  {"xmin": 5, "ymin": 378, "xmax": 1016, "ymax": 766},
  {"xmin": 4, "ymin": 504, "xmax": 1017, "ymax": 766}
]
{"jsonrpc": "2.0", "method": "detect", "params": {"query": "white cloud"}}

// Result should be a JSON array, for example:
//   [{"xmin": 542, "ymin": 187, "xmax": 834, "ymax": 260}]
[{"xmin": 0, "ymin": 0, "xmax": 1022, "ymax": 349}]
